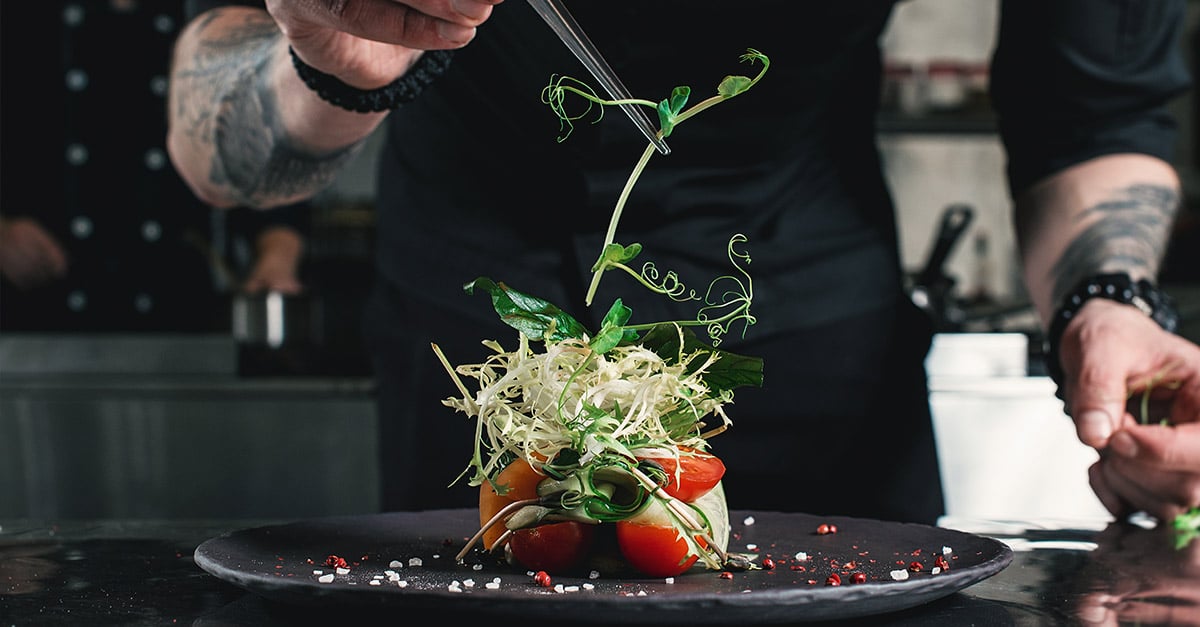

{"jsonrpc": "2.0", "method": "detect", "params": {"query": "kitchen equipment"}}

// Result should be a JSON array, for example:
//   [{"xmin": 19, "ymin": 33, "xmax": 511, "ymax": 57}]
[
  {"xmin": 526, "ymin": 0, "xmax": 671, "ymax": 155},
  {"xmin": 908, "ymin": 204, "xmax": 975, "ymax": 331}
]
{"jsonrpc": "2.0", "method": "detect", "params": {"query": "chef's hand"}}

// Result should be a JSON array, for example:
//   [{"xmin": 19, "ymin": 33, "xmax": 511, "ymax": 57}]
[
  {"xmin": 264, "ymin": 0, "xmax": 503, "ymax": 89},
  {"xmin": 241, "ymin": 226, "xmax": 304, "ymax": 296},
  {"xmin": 1057, "ymin": 298, "xmax": 1200, "ymax": 522},
  {"xmin": 0, "ymin": 216, "xmax": 69, "ymax": 289}
]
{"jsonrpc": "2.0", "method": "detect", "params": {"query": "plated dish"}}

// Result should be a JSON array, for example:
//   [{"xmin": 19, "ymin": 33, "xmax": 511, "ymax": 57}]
[{"xmin": 194, "ymin": 509, "xmax": 1012, "ymax": 624}]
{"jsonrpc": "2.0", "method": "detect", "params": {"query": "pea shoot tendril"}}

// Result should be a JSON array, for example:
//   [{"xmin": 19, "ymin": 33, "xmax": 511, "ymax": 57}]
[{"xmin": 541, "ymin": 48, "xmax": 770, "ymax": 306}]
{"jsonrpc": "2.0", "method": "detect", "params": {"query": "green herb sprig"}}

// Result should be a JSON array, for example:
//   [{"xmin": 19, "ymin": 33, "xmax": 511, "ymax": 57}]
[
  {"xmin": 1130, "ymin": 364, "xmax": 1197, "ymax": 549},
  {"xmin": 543, "ymin": 49, "xmax": 770, "ymax": 308}
]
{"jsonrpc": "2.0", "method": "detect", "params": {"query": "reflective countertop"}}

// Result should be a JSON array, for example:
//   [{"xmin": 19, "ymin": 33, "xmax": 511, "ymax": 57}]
[{"xmin": 2, "ymin": 515, "xmax": 1197, "ymax": 626}]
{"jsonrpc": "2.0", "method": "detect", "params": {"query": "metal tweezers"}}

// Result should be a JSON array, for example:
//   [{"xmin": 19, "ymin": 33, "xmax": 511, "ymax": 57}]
[{"xmin": 526, "ymin": 0, "xmax": 671, "ymax": 155}]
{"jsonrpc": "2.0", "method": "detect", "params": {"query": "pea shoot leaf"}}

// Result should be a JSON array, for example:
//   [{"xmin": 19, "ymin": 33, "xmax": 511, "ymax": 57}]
[
  {"xmin": 590, "ymin": 299, "xmax": 639, "ymax": 354},
  {"xmin": 657, "ymin": 86, "xmax": 690, "ymax": 138},
  {"xmin": 591, "ymin": 242, "xmax": 643, "ymax": 273},
  {"xmin": 717, "ymin": 75, "xmax": 754, "ymax": 98}
]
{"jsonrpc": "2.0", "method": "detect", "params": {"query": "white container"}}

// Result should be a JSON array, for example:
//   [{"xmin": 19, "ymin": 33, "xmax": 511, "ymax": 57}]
[{"xmin": 925, "ymin": 332, "xmax": 1028, "ymax": 378}]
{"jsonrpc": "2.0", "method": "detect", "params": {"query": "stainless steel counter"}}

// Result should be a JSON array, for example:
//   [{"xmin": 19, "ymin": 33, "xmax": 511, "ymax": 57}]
[{"xmin": 0, "ymin": 334, "xmax": 379, "ymax": 520}]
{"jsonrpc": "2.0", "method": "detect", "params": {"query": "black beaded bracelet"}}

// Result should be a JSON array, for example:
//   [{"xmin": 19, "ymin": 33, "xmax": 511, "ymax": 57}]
[
  {"xmin": 1044, "ymin": 272, "xmax": 1179, "ymax": 394},
  {"xmin": 288, "ymin": 47, "xmax": 453, "ymax": 113}
]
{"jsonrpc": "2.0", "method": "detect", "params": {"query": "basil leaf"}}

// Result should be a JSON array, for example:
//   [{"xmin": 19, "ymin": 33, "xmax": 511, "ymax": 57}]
[{"xmin": 464, "ymin": 277, "xmax": 590, "ymax": 342}]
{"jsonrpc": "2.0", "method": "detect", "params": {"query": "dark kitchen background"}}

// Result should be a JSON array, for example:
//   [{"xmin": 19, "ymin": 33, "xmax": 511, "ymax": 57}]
[{"xmin": 1, "ymin": 0, "xmax": 1198, "ymax": 522}]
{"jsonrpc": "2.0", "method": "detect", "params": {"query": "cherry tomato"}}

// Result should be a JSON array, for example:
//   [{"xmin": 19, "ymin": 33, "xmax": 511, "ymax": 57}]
[
  {"xmin": 615, "ymin": 520, "xmax": 702, "ymax": 577},
  {"xmin": 637, "ymin": 447, "xmax": 725, "ymax": 502},
  {"xmin": 479, "ymin": 458, "xmax": 543, "ymax": 550},
  {"xmin": 509, "ymin": 521, "xmax": 596, "ymax": 574},
  {"xmin": 615, "ymin": 498, "xmax": 708, "ymax": 578}
]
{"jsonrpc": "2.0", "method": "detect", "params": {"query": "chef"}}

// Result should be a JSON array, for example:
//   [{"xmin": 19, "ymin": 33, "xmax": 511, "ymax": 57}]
[{"xmin": 165, "ymin": 0, "xmax": 1200, "ymax": 525}]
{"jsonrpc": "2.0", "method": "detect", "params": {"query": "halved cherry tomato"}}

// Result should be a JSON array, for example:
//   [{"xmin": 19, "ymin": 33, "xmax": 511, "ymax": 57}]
[
  {"xmin": 479, "ymin": 458, "xmax": 543, "ymax": 550},
  {"xmin": 509, "ymin": 521, "xmax": 596, "ymax": 574},
  {"xmin": 615, "ymin": 498, "xmax": 707, "ymax": 578},
  {"xmin": 637, "ymin": 447, "xmax": 725, "ymax": 503},
  {"xmin": 615, "ymin": 520, "xmax": 704, "ymax": 578}
]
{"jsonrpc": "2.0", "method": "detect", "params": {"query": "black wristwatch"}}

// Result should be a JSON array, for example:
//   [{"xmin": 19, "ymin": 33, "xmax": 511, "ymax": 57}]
[{"xmin": 1045, "ymin": 272, "xmax": 1180, "ymax": 393}]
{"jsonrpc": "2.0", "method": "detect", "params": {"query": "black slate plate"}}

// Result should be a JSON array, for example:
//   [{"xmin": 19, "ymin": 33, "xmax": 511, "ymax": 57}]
[{"xmin": 194, "ymin": 509, "xmax": 1012, "ymax": 624}]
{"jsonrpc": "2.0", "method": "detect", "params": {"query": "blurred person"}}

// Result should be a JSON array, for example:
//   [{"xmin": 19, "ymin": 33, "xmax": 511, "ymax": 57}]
[
  {"xmin": 0, "ymin": 1, "xmax": 311, "ymax": 333},
  {"xmin": 240, "ymin": 225, "xmax": 304, "ymax": 295},
  {"xmin": 225, "ymin": 201, "xmax": 310, "ymax": 296},
  {"xmin": 0, "ymin": 216, "xmax": 69, "ymax": 291}
]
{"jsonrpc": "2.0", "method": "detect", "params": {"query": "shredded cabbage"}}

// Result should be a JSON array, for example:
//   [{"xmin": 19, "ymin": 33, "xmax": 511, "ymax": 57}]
[{"xmin": 442, "ymin": 327, "xmax": 732, "ymax": 487}]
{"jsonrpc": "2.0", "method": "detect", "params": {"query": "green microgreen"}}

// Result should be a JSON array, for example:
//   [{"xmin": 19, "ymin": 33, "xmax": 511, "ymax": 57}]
[
  {"xmin": 1129, "ymin": 363, "xmax": 1196, "ymax": 549},
  {"xmin": 1174, "ymin": 507, "xmax": 1200, "ymax": 550}
]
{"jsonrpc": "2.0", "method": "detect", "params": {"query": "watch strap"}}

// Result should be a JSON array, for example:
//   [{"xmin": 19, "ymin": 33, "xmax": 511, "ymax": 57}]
[{"xmin": 1045, "ymin": 272, "xmax": 1179, "ymax": 392}]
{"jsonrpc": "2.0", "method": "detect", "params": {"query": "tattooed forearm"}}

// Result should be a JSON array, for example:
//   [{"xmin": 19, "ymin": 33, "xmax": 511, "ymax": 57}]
[
  {"xmin": 211, "ymin": 57, "xmax": 361, "ymax": 204},
  {"xmin": 172, "ymin": 9, "xmax": 362, "ymax": 206},
  {"xmin": 1050, "ymin": 184, "xmax": 1178, "ymax": 304}
]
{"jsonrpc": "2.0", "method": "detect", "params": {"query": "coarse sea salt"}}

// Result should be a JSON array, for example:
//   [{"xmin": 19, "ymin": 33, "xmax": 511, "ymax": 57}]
[
  {"xmin": 743, "ymin": 516, "xmax": 756, "ymax": 526},
  {"xmin": 408, "ymin": 557, "xmax": 423, "ymax": 567},
  {"xmin": 889, "ymin": 570, "xmax": 909, "ymax": 581},
  {"xmin": 942, "ymin": 546, "xmax": 953, "ymax": 555},
  {"xmin": 389, "ymin": 560, "xmax": 404, "ymax": 568},
  {"xmin": 794, "ymin": 552, "xmax": 808, "ymax": 561},
  {"xmin": 318, "ymin": 574, "xmax": 335, "ymax": 584},
  {"xmin": 336, "ymin": 567, "xmax": 350, "ymax": 575}
]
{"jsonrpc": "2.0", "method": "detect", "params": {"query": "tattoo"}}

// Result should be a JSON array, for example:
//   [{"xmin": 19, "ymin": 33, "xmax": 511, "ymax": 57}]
[
  {"xmin": 1050, "ymin": 184, "xmax": 1178, "ymax": 304},
  {"xmin": 174, "ymin": 9, "xmax": 361, "ymax": 206}
]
